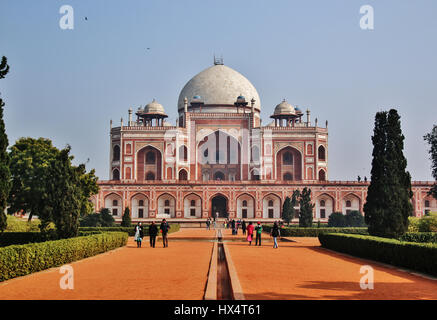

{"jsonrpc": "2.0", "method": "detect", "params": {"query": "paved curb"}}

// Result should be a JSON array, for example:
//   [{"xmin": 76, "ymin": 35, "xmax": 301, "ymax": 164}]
[
  {"xmin": 223, "ymin": 243, "xmax": 245, "ymax": 300},
  {"xmin": 204, "ymin": 242, "xmax": 218, "ymax": 300}
]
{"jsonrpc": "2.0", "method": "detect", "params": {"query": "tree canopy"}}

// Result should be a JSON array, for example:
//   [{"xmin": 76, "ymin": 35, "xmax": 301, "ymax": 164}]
[
  {"xmin": 0, "ymin": 56, "xmax": 11, "ymax": 232},
  {"xmin": 364, "ymin": 109, "xmax": 412, "ymax": 238},
  {"xmin": 8, "ymin": 137, "xmax": 99, "ymax": 238},
  {"xmin": 424, "ymin": 125, "xmax": 437, "ymax": 199}
]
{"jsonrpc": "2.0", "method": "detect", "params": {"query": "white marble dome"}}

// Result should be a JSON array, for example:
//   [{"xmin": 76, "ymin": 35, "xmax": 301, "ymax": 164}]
[
  {"xmin": 144, "ymin": 99, "xmax": 166, "ymax": 115},
  {"xmin": 178, "ymin": 64, "xmax": 261, "ymax": 112},
  {"xmin": 274, "ymin": 99, "xmax": 295, "ymax": 115}
]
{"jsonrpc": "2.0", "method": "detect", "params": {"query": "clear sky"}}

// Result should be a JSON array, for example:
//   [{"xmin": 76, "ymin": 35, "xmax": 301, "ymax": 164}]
[{"xmin": 1, "ymin": 0, "xmax": 436, "ymax": 181}]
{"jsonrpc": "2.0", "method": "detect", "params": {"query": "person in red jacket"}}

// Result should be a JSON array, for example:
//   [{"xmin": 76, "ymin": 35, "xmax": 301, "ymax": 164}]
[{"xmin": 246, "ymin": 221, "xmax": 255, "ymax": 245}]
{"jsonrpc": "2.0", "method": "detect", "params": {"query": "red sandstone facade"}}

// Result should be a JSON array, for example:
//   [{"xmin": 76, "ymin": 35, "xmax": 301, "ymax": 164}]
[{"xmin": 93, "ymin": 62, "xmax": 436, "ymax": 222}]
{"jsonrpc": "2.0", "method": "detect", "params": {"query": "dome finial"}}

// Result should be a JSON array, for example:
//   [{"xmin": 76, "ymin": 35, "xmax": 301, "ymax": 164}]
[{"xmin": 213, "ymin": 54, "xmax": 224, "ymax": 65}]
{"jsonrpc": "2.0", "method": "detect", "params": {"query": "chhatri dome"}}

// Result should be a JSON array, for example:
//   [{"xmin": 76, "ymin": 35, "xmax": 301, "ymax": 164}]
[{"xmin": 177, "ymin": 60, "xmax": 261, "ymax": 113}]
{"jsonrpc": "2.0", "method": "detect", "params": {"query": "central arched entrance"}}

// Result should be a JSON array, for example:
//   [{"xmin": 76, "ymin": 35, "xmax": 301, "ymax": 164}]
[{"xmin": 211, "ymin": 195, "xmax": 228, "ymax": 218}]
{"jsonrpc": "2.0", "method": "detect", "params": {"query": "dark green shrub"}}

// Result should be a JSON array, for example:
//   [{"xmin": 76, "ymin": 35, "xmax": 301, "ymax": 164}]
[
  {"xmin": 418, "ymin": 213, "xmax": 437, "ymax": 232},
  {"xmin": 80, "ymin": 208, "xmax": 115, "ymax": 227},
  {"xmin": 328, "ymin": 212, "xmax": 347, "ymax": 227},
  {"xmin": 345, "ymin": 211, "xmax": 366, "ymax": 227},
  {"xmin": 263, "ymin": 225, "xmax": 368, "ymax": 237},
  {"xmin": 0, "ymin": 232, "xmax": 128, "ymax": 282},
  {"xmin": 400, "ymin": 232, "xmax": 437, "ymax": 243},
  {"xmin": 318, "ymin": 233, "xmax": 437, "ymax": 276},
  {"xmin": 121, "ymin": 207, "xmax": 132, "ymax": 227},
  {"xmin": 78, "ymin": 223, "xmax": 180, "ymax": 236}
]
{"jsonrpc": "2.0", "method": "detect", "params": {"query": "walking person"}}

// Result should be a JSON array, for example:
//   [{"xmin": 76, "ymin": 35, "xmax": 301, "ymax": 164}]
[
  {"xmin": 246, "ymin": 222, "xmax": 254, "ymax": 245},
  {"xmin": 231, "ymin": 219, "xmax": 236, "ymax": 235},
  {"xmin": 270, "ymin": 221, "xmax": 280, "ymax": 249},
  {"xmin": 206, "ymin": 218, "xmax": 211, "ymax": 230},
  {"xmin": 149, "ymin": 221, "xmax": 158, "ymax": 248},
  {"xmin": 255, "ymin": 221, "xmax": 263, "ymax": 246},
  {"xmin": 160, "ymin": 219, "xmax": 170, "ymax": 248},
  {"xmin": 242, "ymin": 220, "xmax": 246, "ymax": 235},
  {"xmin": 134, "ymin": 222, "xmax": 143, "ymax": 248}
]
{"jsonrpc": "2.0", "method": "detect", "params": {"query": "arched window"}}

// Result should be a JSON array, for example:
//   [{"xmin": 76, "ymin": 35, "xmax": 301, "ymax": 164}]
[
  {"xmin": 190, "ymin": 200, "xmax": 196, "ymax": 207},
  {"xmin": 319, "ymin": 169, "xmax": 326, "ymax": 181},
  {"xmin": 214, "ymin": 171, "xmax": 225, "ymax": 181},
  {"xmin": 268, "ymin": 200, "xmax": 274, "ymax": 207},
  {"xmin": 346, "ymin": 200, "xmax": 352, "ymax": 207},
  {"xmin": 179, "ymin": 145, "xmax": 188, "ymax": 161},
  {"xmin": 146, "ymin": 151, "xmax": 156, "ymax": 164},
  {"xmin": 320, "ymin": 200, "xmax": 326, "ymax": 207},
  {"xmin": 164, "ymin": 200, "xmax": 170, "ymax": 207},
  {"xmin": 126, "ymin": 144, "xmax": 132, "ymax": 154},
  {"xmin": 283, "ymin": 172, "xmax": 293, "ymax": 181},
  {"xmin": 112, "ymin": 169, "xmax": 120, "ymax": 180},
  {"xmin": 283, "ymin": 152, "xmax": 293, "ymax": 165},
  {"xmin": 139, "ymin": 200, "xmax": 144, "ymax": 207},
  {"xmin": 424, "ymin": 200, "xmax": 430, "ymax": 207},
  {"xmin": 179, "ymin": 169, "xmax": 188, "ymax": 181},
  {"xmin": 318, "ymin": 145, "xmax": 326, "ymax": 161},
  {"xmin": 145, "ymin": 172, "xmax": 155, "ymax": 180},
  {"xmin": 112, "ymin": 200, "xmax": 118, "ymax": 206},
  {"xmin": 242, "ymin": 200, "xmax": 248, "ymax": 207},
  {"xmin": 113, "ymin": 145, "xmax": 120, "ymax": 161}
]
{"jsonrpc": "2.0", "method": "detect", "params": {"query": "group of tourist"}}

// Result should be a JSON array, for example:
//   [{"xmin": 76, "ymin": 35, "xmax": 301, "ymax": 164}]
[
  {"xmin": 229, "ymin": 219, "xmax": 282, "ymax": 248},
  {"xmin": 133, "ymin": 218, "xmax": 282, "ymax": 249},
  {"xmin": 205, "ymin": 217, "xmax": 216, "ymax": 230},
  {"xmin": 134, "ymin": 219, "xmax": 170, "ymax": 248}
]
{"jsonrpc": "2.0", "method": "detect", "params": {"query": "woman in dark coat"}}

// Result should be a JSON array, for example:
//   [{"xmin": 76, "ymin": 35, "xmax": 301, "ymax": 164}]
[
  {"xmin": 242, "ymin": 220, "xmax": 247, "ymax": 235},
  {"xmin": 271, "ymin": 221, "xmax": 280, "ymax": 249}
]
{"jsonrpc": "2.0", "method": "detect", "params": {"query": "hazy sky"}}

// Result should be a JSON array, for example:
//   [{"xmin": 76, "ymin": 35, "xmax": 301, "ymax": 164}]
[{"xmin": 1, "ymin": 0, "xmax": 436, "ymax": 181}]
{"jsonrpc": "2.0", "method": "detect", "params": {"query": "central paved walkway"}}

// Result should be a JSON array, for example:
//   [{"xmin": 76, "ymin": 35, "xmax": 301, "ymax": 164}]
[{"xmin": 0, "ymin": 227, "xmax": 436, "ymax": 300}]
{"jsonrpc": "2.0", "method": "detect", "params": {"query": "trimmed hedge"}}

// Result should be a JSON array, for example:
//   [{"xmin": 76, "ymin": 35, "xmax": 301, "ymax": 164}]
[
  {"xmin": 0, "ymin": 230, "xmax": 112, "ymax": 247},
  {"xmin": 79, "ymin": 223, "xmax": 180, "ymax": 236},
  {"xmin": 399, "ymin": 232, "xmax": 437, "ymax": 243},
  {"xmin": 263, "ymin": 225, "xmax": 368, "ymax": 237},
  {"xmin": 0, "ymin": 232, "xmax": 128, "ymax": 282},
  {"xmin": 318, "ymin": 233, "xmax": 437, "ymax": 276}
]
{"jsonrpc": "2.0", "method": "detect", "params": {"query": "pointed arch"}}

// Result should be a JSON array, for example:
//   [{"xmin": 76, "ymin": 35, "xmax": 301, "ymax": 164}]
[
  {"xmin": 137, "ymin": 145, "xmax": 162, "ymax": 181},
  {"xmin": 262, "ymin": 193, "xmax": 281, "ymax": 219}
]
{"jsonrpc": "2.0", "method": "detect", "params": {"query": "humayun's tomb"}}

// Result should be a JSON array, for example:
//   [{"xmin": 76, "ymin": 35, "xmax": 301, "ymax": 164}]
[{"xmin": 92, "ymin": 59, "xmax": 436, "ymax": 224}]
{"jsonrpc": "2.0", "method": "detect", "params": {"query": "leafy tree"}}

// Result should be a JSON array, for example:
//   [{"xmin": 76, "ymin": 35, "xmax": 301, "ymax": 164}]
[
  {"xmin": 8, "ymin": 138, "xmax": 99, "ymax": 237},
  {"xmin": 79, "ymin": 209, "xmax": 115, "ymax": 227},
  {"xmin": 383, "ymin": 109, "xmax": 412, "ymax": 237},
  {"xmin": 424, "ymin": 125, "xmax": 437, "ymax": 199},
  {"xmin": 364, "ymin": 110, "xmax": 412, "ymax": 238},
  {"xmin": 0, "ymin": 57, "xmax": 11, "ymax": 232},
  {"xmin": 364, "ymin": 111, "xmax": 388, "ymax": 236},
  {"xmin": 121, "ymin": 207, "xmax": 132, "ymax": 227},
  {"xmin": 345, "ymin": 210, "xmax": 366, "ymax": 227},
  {"xmin": 328, "ymin": 212, "xmax": 346, "ymax": 227},
  {"xmin": 100, "ymin": 208, "xmax": 115, "ymax": 227},
  {"xmin": 282, "ymin": 197, "xmax": 293, "ymax": 226},
  {"xmin": 298, "ymin": 187, "xmax": 315, "ymax": 227}
]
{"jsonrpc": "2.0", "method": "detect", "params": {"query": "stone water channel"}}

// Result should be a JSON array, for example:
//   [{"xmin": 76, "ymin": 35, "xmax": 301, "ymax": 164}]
[{"xmin": 168, "ymin": 228, "xmax": 241, "ymax": 300}]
